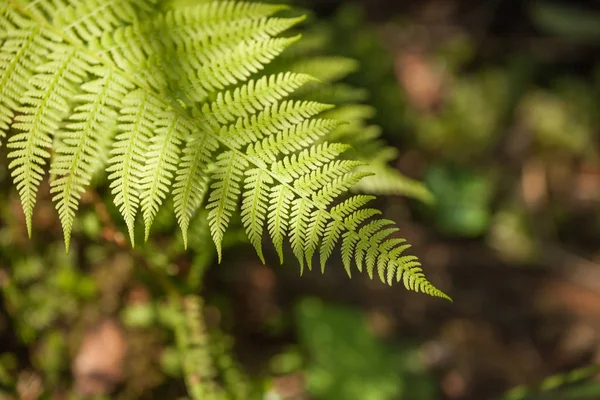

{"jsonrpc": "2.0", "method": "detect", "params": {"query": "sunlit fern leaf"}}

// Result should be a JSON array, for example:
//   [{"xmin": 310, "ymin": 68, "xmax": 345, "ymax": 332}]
[
  {"xmin": 108, "ymin": 89, "xmax": 162, "ymax": 246},
  {"xmin": 8, "ymin": 46, "xmax": 88, "ymax": 236},
  {"xmin": 0, "ymin": 0, "xmax": 449, "ymax": 300},
  {"xmin": 202, "ymin": 72, "xmax": 316, "ymax": 127},
  {"xmin": 305, "ymin": 208, "xmax": 327, "ymax": 270},
  {"xmin": 222, "ymin": 100, "xmax": 333, "ymax": 149},
  {"xmin": 140, "ymin": 109, "xmax": 191, "ymax": 240},
  {"xmin": 50, "ymin": 68, "xmax": 132, "ymax": 251},
  {"xmin": 289, "ymin": 197, "xmax": 311, "ymax": 273},
  {"xmin": 271, "ymin": 142, "xmax": 349, "ymax": 180},
  {"xmin": 207, "ymin": 151, "xmax": 248, "ymax": 261},
  {"xmin": 241, "ymin": 168, "xmax": 273, "ymax": 263},
  {"xmin": 246, "ymin": 117, "xmax": 341, "ymax": 164},
  {"xmin": 319, "ymin": 217, "xmax": 343, "ymax": 272},
  {"xmin": 173, "ymin": 130, "xmax": 218, "ymax": 249},
  {"xmin": 267, "ymin": 184, "xmax": 293, "ymax": 263}
]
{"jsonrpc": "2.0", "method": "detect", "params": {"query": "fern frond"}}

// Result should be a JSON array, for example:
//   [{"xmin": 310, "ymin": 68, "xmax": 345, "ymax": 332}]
[
  {"xmin": 108, "ymin": 90, "xmax": 162, "ymax": 245},
  {"xmin": 246, "ymin": 118, "xmax": 341, "ymax": 164},
  {"xmin": 271, "ymin": 142, "xmax": 349, "ymax": 180},
  {"xmin": 7, "ymin": 46, "xmax": 87, "ymax": 236},
  {"xmin": 50, "ymin": 69, "xmax": 132, "ymax": 250},
  {"xmin": 241, "ymin": 168, "xmax": 273, "ymax": 263},
  {"xmin": 203, "ymin": 72, "xmax": 316, "ymax": 127},
  {"xmin": 173, "ymin": 130, "xmax": 218, "ymax": 248},
  {"xmin": 207, "ymin": 151, "xmax": 248, "ymax": 261},
  {"xmin": 140, "ymin": 109, "xmax": 191, "ymax": 240},
  {"xmin": 267, "ymin": 184, "xmax": 293, "ymax": 263},
  {"xmin": 222, "ymin": 100, "xmax": 332, "ymax": 149},
  {"xmin": 289, "ymin": 197, "xmax": 311, "ymax": 273},
  {"xmin": 0, "ymin": 0, "xmax": 449, "ymax": 300}
]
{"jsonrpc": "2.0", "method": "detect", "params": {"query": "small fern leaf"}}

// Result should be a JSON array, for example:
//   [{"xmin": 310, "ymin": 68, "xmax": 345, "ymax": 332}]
[
  {"xmin": 267, "ymin": 184, "xmax": 293, "ymax": 263},
  {"xmin": 320, "ymin": 218, "xmax": 343, "ymax": 273},
  {"xmin": 355, "ymin": 220, "xmax": 396, "ymax": 273},
  {"xmin": 203, "ymin": 72, "xmax": 316, "ymax": 127},
  {"xmin": 108, "ymin": 90, "xmax": 161, "ymax": 246},
  {"xmin": 50, "ymin": 69, "xmax": 129, "ymax": 250},
  {"xmin": 330, "ymin": 195, "xmax": 376, "ymax": 218},
  {"xmin": 196, "ymin": 35, "xmax": 301, "ymax": 96},
  {"xmin": 340, "ymin": 231, "xmax": 359, "ymax": 278},
  {"xmin": 173, "ymin": 131, "xmax": 218, "ymax": 248},
  {"xmin": 305, "ymin": 208, "xmax": 327, "ymax": 271},
  {"xmin": 7, "ymin": 47, "xmax": 85, "ymax": 237},
  {"xmin": 313, "ymin": 171, "xmax": 373, "ymax": 206},
  {"xmin": 207, "ymin": 151, "xmax": 248, "ymax": 262},
  {"xmin": 224, "ymin": 100, "xmax": 333, "ymax": 149},
  {"xmin": 241, "ymin": 168, "xmax": 273, "ymax": 263},
  {"xmin": 247, "ymin": 118, "xmax": 341, "ymax": 164},
  {"xmin": 290, "ymin": 197, "xmax": 311, "ymax": 274},
  {"xmin": 271, "ymin": 142, "xmax": 349, "ymax": 181},
  {"xmin": 140, "ymin": 109, "xmax": 190, "ymax": 241},
  {"xmin": 294, "ymin": 160, "xmax": 364, "ymax": 194}
]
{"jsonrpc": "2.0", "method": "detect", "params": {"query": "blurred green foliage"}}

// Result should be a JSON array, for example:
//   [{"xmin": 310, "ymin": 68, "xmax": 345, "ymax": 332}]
[{"xmin": 270, "ymin": 298, "xmax": 436, "ymax": 400}]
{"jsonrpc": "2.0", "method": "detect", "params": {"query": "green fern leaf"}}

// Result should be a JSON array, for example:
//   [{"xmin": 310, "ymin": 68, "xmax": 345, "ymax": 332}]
[
  {"xmin": 241, "ymin": 168, "xmax": 273, "ymax": 263},
  {"xmin": 267, "ymin": 184, "xmax": 293, "ymax": 263},
  {"xmin": 173, "ymin": 130, "xmax": 218, "ymax": 248},
  {"xmin": 246, "ymin": 118, "xmax": 341, "ymax": 164},
  {"xmin": 304, "ymin": 208, "xmax": 327, "ymax": 271},
  {"xmin": 207, "ymin": 151, "xmax": 248, "ymax": 261},
  {"xmin": 140, "ymin": 109, "xmax": 191, "ymax": 240},
  {"xmin": 203, "ymin": 72, "xmax": 315, "ymax": 127},
  {"xmin": 0, "ymin": 0, "xmax": 450, "ymax": 300},
  {"xmin": 290, "ymin": 197, "xmax": 311, "ymax": 274},
  {"xmin": 319, "ymin": 218, "xmax": 343, "ymax": 272},
  {"xmin": 50, "ymin": 69, "xmax": 131, "ymax": 250},
  {"xmin": 108, "ymin": 90, "xmax": 161, "ymax": 246},
  {"xmin": 7, "ymin": 47, "xmax": 86, "ymax": 236}
]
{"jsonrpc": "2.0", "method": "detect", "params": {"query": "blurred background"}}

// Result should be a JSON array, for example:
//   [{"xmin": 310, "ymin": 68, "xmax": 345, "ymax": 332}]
[{"xmin": 2, "ymin": 0, "xmax": 600, "ymax": 399}]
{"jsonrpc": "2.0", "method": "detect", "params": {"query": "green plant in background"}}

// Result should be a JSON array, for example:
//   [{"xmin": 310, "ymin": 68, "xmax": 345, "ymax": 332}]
[
  {"xmin": 0, "ymin": 0, "xmax": 448, "ymax": 299},
  {"xmin": 269, "ymin": 298, "xmax": 436, "ymax": 400},
  {"xmin": 500, "ymin": 365, "xmax": 600, "ymax": 400}
]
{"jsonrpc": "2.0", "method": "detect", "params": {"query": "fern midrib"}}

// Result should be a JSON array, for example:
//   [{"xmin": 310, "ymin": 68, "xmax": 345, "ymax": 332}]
[{"xmin": 10, "ymin": 2, "xmax": 440, "ymax": 294}]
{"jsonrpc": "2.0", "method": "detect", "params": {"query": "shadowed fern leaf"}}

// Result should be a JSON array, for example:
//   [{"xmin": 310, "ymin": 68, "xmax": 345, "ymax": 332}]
[{"xmin": 0, "ymin": 0, "xmax": 449, "ymax": 300}]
